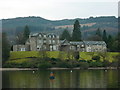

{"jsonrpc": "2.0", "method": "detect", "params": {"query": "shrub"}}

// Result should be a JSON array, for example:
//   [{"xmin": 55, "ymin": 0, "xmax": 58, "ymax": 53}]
[
  {"xmin": 102, "ymin": 60, "xmax": 110, "ymax": 67},
  {"xmin": 79, "ymin": 60, "xmax": 87, "ymax": 62},
  {"xmin": 79, "ymin": 62, "xmax": 89, "ymax": 69},
  {"xmin": 38, "ymin": 62, "xmax": 52, "ymax": 69},
  {"xmin": 89, "ymin": 61, "xmax": 103, "ymax": 67},
  {"xmin": 87, "ymin": 60, "xmax": 93, "ymax": 63},
  {"xmin": 92, "ymin": 56, "xmax": 100, "ymax": 61},
  {"xmin": 56, "ymin": 61, "xmax": 73, "ymax": 68}
]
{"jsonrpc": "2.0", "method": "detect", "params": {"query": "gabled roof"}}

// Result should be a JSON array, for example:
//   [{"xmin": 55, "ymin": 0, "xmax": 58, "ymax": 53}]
[
  {"xmin": 60, "ymin": 40, "xmax": 106, "ymax": 45},
  {"xmin": 83, "ymin": 41, "xmax": 106, "ymax": 45},
  {"xmin": 69, "ymin": 41, "xmax": 84, "ymax": 45}
]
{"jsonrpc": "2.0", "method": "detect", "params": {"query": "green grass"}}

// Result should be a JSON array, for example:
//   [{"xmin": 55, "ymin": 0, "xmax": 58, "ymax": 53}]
[
  {"xmin": 7, "ymin": 58, "xmax": 30, "ymax": 64},
  {"xmin": 9, "ymin": 51, "xmax": 119, "ymax": 63}
]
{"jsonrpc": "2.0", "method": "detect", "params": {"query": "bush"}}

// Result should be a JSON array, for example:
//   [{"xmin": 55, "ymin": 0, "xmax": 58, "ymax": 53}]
[
  {"xmin": 79, "ymin": 60, "xmax": 87, "ymax": 62},
  {"xmin": 79, "ymin": 62, "xmax": 89, "ymax": 69},
  {"xmin": 38, "ymin": 62, "xmax": 52, "ymax": 69},
  {"xmin": 89, "ymin": 61, "xmax": 103, "ymax": 67},
  {"xmin": 87, "ymin": 60, "xmax": 93, "ymax": 63},
  {"xmin": 92, "ymin": 56, "xmax": 100, "ymax": 61},
  {"xmin": 56, "ymin": 61, "xmax": 73, "ymax": 68},
  {"xmin": 102, "ymin": 60, "xmax": 110, "ymax": 67}
]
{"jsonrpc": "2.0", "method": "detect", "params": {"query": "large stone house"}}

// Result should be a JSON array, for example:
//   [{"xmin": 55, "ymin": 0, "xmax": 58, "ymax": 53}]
[
  {"xmin": 13, "ymin": 33, "xmax": 107, "ymax": 52},
  {"xmin": 13, "ymin": 33, "xmax": 60, "ymax": 51}
]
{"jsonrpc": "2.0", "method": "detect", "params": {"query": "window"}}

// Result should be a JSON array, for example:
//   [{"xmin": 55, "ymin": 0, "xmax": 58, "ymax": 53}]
[
  {"xmin": 49, "ymin": 40, "xmax": 51, "ymax": 44},
  {"xmin": 44, "ymin": 40, "xmax": 46, "ymax": 43},
  {"xmin": 53, "ymin": 40, "xmax": 55, "ymax": 44},
  {"xmin": 21, "ymin": 48, "xmax": 25, "ymax": 51},
  {"xmin": 44, "ymin": 35, "xmax": 46, "ymax": 38},
  {"xmin": 39, "ymin": 34, "xmax": 41, "ymax": 37},
  {"xmin": 53, "ymin": 45, "xmax": 56, "ymax": 50},
  {"xmin": 49, "ymin": 35, "xmax": 52, "ymax": 38},
  {"xmin": 53, "ymin": 35, "xmax": 55, "ymax": 38}
]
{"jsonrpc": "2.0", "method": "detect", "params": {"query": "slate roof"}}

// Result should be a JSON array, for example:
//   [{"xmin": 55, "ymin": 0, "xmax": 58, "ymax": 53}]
[
  {"xmin": 61, "ymin": 40, "xmax": 106, "ymax": 45},
  {"xmin": 83, "ymin": 41, "xmax": 106, "ymax": 45}
]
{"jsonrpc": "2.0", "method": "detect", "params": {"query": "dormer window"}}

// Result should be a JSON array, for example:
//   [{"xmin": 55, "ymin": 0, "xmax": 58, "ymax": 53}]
[
  {"xmin": 49, "ymin": 35, "xmax": 52, "ymax": 38},
  {"xmin": 53, "ymin": 35, "xmax": 55, "ymax": 38},
  {"xmin": 39, "ymin": 34, "xmax": 41, "ymax": 37},
  {"xmin": 44, "ymin": 35, "xmax": 46, "ymax": 38},
  {"xmin": 81, "ymin": 44, "xmax": 84, "ymax": 48}
]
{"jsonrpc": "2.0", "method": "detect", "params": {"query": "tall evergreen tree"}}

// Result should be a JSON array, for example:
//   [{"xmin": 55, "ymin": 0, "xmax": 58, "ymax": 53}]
[
  {"xmin": 107, "ymin": 35, "xmax": 114, "ymax": 51},
  {"xmin": 96, "ymin": 28, "xmax": 102, "ymax": 37},
  {"xmin": 23, "ymin": 25, "xmax": 30, "ymax": 44},
  {"xmin": 72, "ymin": 20, "xmax": 82, "ymax": 41},
  {"xmin": 60, "ymin": 29, "xmax": 71, "ymax": 41},
  {"xmin": 102, "ymin": 30, "xmax": 107, "ymax": 43},
  {"xmin": 2, "ymin": 33, "xmax": 10, "ymax": 63}
]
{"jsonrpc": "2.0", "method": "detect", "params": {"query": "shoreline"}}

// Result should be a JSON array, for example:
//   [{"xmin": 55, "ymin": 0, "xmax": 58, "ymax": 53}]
[{"xmin": 0, "ymin": 67, "xmax": 119, "ymax": 71}]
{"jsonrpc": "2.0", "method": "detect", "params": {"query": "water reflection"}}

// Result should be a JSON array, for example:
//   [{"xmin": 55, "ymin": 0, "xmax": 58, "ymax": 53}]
[{"xmin": 2, "ymin": 70, "xmax": 118, "ymax": 88}]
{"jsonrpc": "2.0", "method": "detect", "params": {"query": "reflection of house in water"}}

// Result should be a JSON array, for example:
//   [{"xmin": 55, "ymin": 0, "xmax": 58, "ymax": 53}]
[{"xmin": 13, "ymin": 33, "xmax": 107, "ymax": 52}]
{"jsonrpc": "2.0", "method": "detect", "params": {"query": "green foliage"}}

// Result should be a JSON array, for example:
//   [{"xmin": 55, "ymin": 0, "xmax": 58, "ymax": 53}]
[
  {"xmin": 23, "ymin": 25, "xmax": 30, "ymax": 44},
  {"xmin": 56, "ymin": 61, "xmax": 73, "ymax": 68},
  {"xmin": 2, "ymin": 33, "xmax": 10, "ymax": 64},
  {"xmin": 92, "ymin": 55, "xmax": 100, "ymax": 61},
  {"xmin": 89, "ymin": 61, "xmax": 103, "ymax": 67},
  {"xmin": 60, "ymin": 29, "xmax": 71, "ymax": 40},
  {"xmin": 4, "ymin": 51, "xmax": 119, "ymax": 68},
  {"xmin": 38, "ymin": 62, "xmax": 52, "ymax": 69},
  {"xmin": 72, "ymin": 20, "xmax": 82, "ymax": 41},
  {"xmin": 15, "ymin": 25, "xmax": 30, "ymax": 44},
  {"xmin": 102, "ymin": 60, "xmax": 110, "ymax": 67},
  {"xmin": 102, "ymin": 30, "xmax": 107, "ymax": 43},
  {"xmin": 107, "ymin": 35, "xmax": 114, "ymax": 51},
  {"xmin": 96, "ymin": 28, "xmax": 102, "ymax": 37},
  {"xmin": 79, "ymin": 62, "xmax": 89, "ymax": 69}
]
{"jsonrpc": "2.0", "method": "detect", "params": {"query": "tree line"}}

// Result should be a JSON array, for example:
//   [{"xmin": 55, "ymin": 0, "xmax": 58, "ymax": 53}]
[{"xmin": 60, "ymin": 20, "xmax": 120, "ymax": 52}]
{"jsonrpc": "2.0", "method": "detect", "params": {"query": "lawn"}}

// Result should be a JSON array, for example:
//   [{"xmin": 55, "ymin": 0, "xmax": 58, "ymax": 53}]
[{"xmin": 9, "ymin": 51, "xmax": 119, "ymax": 63}]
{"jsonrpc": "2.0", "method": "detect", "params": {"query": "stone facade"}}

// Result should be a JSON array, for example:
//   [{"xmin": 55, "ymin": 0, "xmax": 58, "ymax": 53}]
[
  {"xmin": 60, "ymin": 40, "xmax": 107, "ymax": 52},
  {"xmin": 26, "ymin": 33, "xmax": 60, "ymax": 51},
  {"xmin": 13, "ymin": 33, "xmax": 107, "ymax": 52},
  {"xmin": 13, "ymin": 45, "xmax": 30, "ymax": 51}
]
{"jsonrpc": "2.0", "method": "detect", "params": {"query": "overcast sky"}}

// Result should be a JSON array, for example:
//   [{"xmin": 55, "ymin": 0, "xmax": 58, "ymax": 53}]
[{"xmin": 0, "ymin": 0, "xmax": 119, "ymax": 20}]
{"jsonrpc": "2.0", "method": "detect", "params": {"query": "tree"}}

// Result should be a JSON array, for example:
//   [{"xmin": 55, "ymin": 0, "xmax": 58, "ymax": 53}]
[
  {"xmin": 72, "ymin": 20, "xmax": 82, "ymax": 41},
  {"xmin": 98, "ymin": 52, "xmax": 108, "ymax": 61},
  {"xmin": 102, "ymin": 30, "xmax": 107, "ymax": 43},
  {"xmin": 107, "ymin": 35, "xmax": 114, "ymax": 51},
  {"xmin": 15, "ymin": 25, "xmax": 30, "ymax": 44},
  {"xmin": 94, "ymin": 28, "xmax": 102, "ymax": 41},
  {"xmin": 60, "ymin": 29, "xmax": 71, "ymax": 41},
  {"xmin": 2, "ymin": 33, "xmax": 10, "ymax": 64},
  {"xmin": 15, "ymin": 31, "xmax": 24, "ymax": 44},
  {"xmin": 87, "ymin": 35, "xmax": 102, "ymax": 41},
  {"xmin": 23, "ymin": 25, "xmax": 30, "ymax": 44},
  {"xmin": 96, "ymin": 28, "xmax": 102, "ymax": 37}
]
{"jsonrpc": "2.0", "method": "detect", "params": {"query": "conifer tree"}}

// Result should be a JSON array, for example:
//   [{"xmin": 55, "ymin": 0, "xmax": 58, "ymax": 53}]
[
  {"xmin": 102, "ymin": 30, "xmax": 107, "ymax": 43},
  {"xmin": 72, "ymin": 20, "xmax": 82, "ymax": 41},
  {"xmin": 60, "ymin": 29, "xmax": 71, "ymax": 41},
  {"xmin": 23, "ymin": 25, "xmax": 30, "ymax": 44}
]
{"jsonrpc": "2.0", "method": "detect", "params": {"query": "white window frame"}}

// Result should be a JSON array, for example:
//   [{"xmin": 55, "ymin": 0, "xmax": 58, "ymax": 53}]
[{"xmin": 21, "ymin": 48, "xmax": 25, "ymax": 51}]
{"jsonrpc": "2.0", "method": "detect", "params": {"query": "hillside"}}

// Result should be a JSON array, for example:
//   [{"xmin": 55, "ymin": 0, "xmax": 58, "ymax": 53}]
[{"xmin": 2, "ymin": 16, "xmax": 118, "ymax": 42}]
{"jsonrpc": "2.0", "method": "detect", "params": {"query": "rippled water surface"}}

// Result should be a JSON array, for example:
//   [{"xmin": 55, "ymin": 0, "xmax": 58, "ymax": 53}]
[{"xmin": 2, "ymin": 69, "xmax": 119, "ymax": 88}]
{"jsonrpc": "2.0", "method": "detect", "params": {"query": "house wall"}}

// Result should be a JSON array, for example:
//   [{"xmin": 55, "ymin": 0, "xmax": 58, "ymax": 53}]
[{"xmin": 13, "ymin": 45, "xmax": 29, "ymax": 51}]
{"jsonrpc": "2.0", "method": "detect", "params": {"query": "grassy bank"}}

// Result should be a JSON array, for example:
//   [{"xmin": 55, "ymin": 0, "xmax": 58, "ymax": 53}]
[
  {"xmin": 3, "ymin": 51, "xmax": 119, "ymax": 68},
  {"xmin": 9, "ymin": 51, "xmax": 118, "ymax": 61}
]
